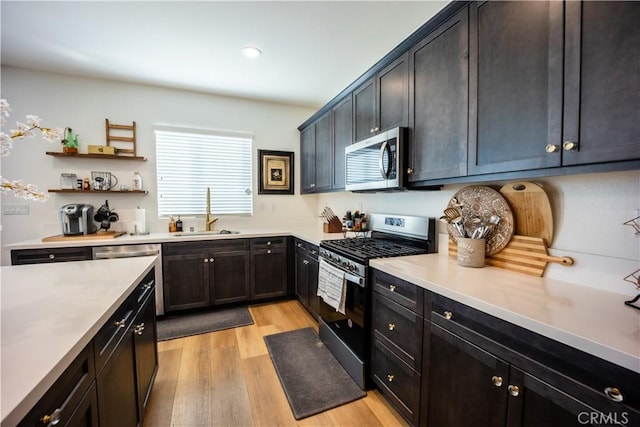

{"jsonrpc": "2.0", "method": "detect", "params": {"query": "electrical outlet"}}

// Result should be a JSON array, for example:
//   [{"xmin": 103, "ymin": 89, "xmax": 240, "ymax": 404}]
[{"xmin": 3, "ymin": 205, "xmax": 29, "ymax": 215}]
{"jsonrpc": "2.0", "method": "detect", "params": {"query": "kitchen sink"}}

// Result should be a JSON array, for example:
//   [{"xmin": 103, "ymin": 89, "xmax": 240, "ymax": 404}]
[{"xmin": 171, "ymin": 230, "xmax": 240, "ymax": 237}]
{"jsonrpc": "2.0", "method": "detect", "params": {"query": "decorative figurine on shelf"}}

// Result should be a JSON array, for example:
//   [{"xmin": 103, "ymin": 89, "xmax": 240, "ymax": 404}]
[{"xmin": 61, "ymin": 127, "xmax": 79, "ymax": 154}]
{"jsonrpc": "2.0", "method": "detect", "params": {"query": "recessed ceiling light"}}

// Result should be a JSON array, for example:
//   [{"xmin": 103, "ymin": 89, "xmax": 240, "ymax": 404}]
[{"xmin": 241, "ymin": 46, "xmax": 262, "ymax": 58}]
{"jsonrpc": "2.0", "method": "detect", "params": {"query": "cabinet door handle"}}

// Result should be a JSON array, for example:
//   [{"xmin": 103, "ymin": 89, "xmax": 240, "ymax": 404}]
[
  {"xmin": 407, "ymin": 167, "xmax": 414, "ymax": 174},
  {"xmin": 374, "ymin": 127, "xmax": 380, "ymax": 132},
  {"xmin": 40, "ymin": 407, "xmax": 62, "ymax": 425},
  {"xmin": 204, "ymin": 258, "xmax": 208, "ymax": 263},
  {"xmin": 267, "ymin": 249, "xmax": 272, "ymax": 254},
  {"xmin": 545, "ymin": 144, "xmax": 560, "ymax": 153},
  {"xmin": 48, "ymin": 254, "xmax": 56, "ymax": 260},
  {"xmin": 604, "ymin": 387, "xmax": 624, "ymax": 403},
  {"xmin": 303, "ymin": 259, "xmax": 309, "ymax": 265},
  {"xmin": 133, "ymin": 323, "xmax": 145, "ymax": 335},
  {"xmin": 267, "ymin": 241, "xmax": 272, "ymax": 245},
  {"xmin": 388, "ymin": 323, "xmax": 396, "ymax": 331},
  {"xmin": 491, "ymin": 376, "xmax": 503, "ymax": 387},
  {"xmin": 310, "ymin": 183, "xmax": 316, "ymax": 188},
  {"xmin": 444, "ymin": 311, "xmax": 453, "ymax": 320},
  {"xmin": 210, "ymin": 258, "xmax": 214, "ymax": 262},
  {"xmin": 370, "ymin": 128, "xmax": 375, "ymax": 134},
  {"xmin": 387, "ymin": 374, "xmax": 394, "ymax": 382},
  {"xmin": 508, "ymin": 385, "xmax": 520, "ymax": 397},
  {"xmin": 311, "ymin": 250, "xmax": 317, "ymax": 255},
  {"xmin": 563, "ymin": 140, "xmax": 578, "ymax": 151},
  {"xmin": 297, "ymin": 243, "xmax": 302, "ymax": 247},
  {"xmin": 389, "ymin": 284, "xmax": 396, "ymax": 292}
]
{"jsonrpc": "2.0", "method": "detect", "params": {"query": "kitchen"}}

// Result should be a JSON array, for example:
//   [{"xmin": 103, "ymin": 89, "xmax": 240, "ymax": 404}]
[{"xmin": 2, "ymin": 1, "xmax": 639, "ymax": 427}]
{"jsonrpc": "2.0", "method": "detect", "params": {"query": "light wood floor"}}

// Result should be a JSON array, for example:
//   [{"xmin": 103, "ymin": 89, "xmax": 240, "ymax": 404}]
[{"xmin": 143, "ymin": 300, "xmax": 408, "ymax": 427}]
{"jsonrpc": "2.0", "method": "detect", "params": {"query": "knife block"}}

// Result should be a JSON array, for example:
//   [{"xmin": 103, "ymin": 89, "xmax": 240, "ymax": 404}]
[{"xmin": 323, "ymin": 217, "xmax": 343, "ymax": 233}]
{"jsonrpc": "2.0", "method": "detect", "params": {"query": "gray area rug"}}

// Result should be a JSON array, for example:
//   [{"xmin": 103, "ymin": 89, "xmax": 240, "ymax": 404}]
[
  {"xmin": 157, "ymin": 306, "xmax": 253, "ymax": 341},
  {"xmin": 264, "ymin": 327, "xmax": 366, "ymax": 419}
]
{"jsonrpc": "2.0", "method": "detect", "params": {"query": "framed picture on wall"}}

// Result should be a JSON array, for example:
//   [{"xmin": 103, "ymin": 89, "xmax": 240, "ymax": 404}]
[{"xmin": 258, "ymin": 149, "xmax": 294, "ymax": 195}]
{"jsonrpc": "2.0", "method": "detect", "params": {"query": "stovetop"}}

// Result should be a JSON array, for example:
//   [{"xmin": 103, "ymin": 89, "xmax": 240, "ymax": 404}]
[{"xmin": 321, "ymin": 237, "xmax": 428, "ymax": 261}]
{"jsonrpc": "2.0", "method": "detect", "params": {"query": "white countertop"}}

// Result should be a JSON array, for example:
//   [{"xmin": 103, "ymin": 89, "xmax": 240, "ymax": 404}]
[
  {"xmin": 370, "ymin": 253, "xmax": 640, "ymax": 374},
  {"xmin": 3, "ymin": 226, "xmax": 352, "ymax": 250},
  {"xmin": 1, "ymin": 256, "xmax": 157, "ymax": 426}
]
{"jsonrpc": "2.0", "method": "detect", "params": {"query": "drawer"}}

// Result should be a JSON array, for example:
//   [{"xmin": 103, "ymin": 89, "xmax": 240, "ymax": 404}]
[
  {"xmin": 19, "ymin": 343, "xmax": 95, "ymax": 426},
  {"xmin": 295, "ymin": 239, "xmax": 318, "ymax": 260},
  {"xmin": 251, "ymin": 236, "xmax": 287, "ymax": 250},
  {"xmin": 371, "ymin": 339, "xmax": 421, "ymax": 425},
  {"xmin": 372, "ymin": 269, "xmax": 423, "ymax": 314},
  {"xmin": 373, "ymin": 293, "xmax": 423, "ymax": 371},
  {"xmin": 11, "ymin": 247, "xmax": 92, "ymax": 265},
  {"xmin": 209, "ymin": 238, "xmax": 249, "ymax": 253},
  {"xmin": 162, "ymin": 241, "xmax": 209, "ymax": 256},
  {"xmin": 132, "ymin": 268, "xmax": 156, "ymax": 307},
  {"xmin": 93, "ymin": 292, "xmax": 136, "ymax": 372}
]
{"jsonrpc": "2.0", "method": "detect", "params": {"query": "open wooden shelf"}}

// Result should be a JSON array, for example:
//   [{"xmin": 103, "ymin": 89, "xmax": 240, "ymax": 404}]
[
  {"xmin": 46, "ymin": 151, "xmax": 147, "ymax": 161},
  {"xmin": 48, "ymin": 189, "xmax": 148, "ymax": 194}
]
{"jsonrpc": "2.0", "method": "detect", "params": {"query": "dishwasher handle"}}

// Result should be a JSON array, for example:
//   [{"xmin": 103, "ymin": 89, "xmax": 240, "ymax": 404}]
[{"xmin": 94, "ymin": 249, "xmax": 160, "ymax": 259}]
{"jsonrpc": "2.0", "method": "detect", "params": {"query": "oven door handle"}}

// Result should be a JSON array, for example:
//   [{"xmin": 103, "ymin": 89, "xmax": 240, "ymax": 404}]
[{"xmin": 344, "ymin": 270, "xmax": 366, "ymax": 288}]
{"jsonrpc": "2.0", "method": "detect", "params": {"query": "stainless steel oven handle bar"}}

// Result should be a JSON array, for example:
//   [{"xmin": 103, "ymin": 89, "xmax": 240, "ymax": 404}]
[{"xmin": 322, "ymin": 257, "xmax": 366, "ymax": 288}]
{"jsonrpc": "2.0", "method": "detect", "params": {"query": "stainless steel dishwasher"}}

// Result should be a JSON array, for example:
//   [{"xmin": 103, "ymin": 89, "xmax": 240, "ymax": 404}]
[{"xmin": 92, "ymin": 244, "xmax": 164, "ymax": 315}]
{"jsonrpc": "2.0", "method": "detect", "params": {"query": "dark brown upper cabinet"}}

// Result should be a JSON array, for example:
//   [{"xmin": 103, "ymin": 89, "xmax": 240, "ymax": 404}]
[
  {"xmin": 468, "ymin": 0, "xmax": 564, "ymax": 175},
  {"xmin": 408, "ymin": 7, "xmax": 469, "ymax": 182},
  {"xmin": 332, "ymin": 94, "xmax": 353, "ymax": 190},
  {"xmin": 300, "ymin": 110, "xmax": 332, "ymax": 193},
  {"xmin": 562, "ymin": 1, "xmax": 640, "ymax": 166},
  {"xmin": 354, "ymin": 52, "xmax": 409, "ymax": 143}
]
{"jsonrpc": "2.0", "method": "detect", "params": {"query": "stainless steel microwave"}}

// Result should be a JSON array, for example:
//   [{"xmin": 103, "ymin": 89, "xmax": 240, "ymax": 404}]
[{"xmin": 345, "ymin": 127, "xmax": 406, "ymax": 191}]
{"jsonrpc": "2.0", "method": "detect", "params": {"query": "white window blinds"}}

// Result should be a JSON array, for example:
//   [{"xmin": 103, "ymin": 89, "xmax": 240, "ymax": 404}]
[{"xmin": 155, "ymin": 129, "xmax": 253, "ymax": 217}]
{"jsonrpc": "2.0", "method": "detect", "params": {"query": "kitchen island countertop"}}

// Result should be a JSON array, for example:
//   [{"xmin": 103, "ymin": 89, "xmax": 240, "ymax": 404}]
[
  {"xmin": 1, "ymin": 256, "xmax": 157, "ymax": 426},
  {"xmin": 370, "ymin": 253, "xmax": 640, "ymax": 374}
]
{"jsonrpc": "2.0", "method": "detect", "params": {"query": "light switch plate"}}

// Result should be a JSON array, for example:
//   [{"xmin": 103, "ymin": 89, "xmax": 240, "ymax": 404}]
[{"xmin": 3, "ymin": 204, "xmax": 30, "ymax": 215}]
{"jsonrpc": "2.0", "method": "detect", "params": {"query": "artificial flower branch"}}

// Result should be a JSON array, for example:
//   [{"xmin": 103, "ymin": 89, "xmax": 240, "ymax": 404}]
[{"xmin": 1, "ymin": 99, "xmax": 64, "ymax": 201}]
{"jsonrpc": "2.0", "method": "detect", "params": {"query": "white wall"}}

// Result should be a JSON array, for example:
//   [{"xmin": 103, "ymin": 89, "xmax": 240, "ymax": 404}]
[
  {"xmin": 2, "ymin": 66, "xmax": 639, "ymax": 298},
  {"xmin": 0, "ymin": 66, "xmax": 317, "ymax": 264},
  {"xmin": 319, "ymin": 170, "xmax": 640, "ymax": 296}
]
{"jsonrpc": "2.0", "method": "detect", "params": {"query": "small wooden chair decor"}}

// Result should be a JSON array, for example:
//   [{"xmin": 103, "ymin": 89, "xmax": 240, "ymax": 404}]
[{"xmin": 105, "ymin": 119, "xmax": 137, "ymax": 157}]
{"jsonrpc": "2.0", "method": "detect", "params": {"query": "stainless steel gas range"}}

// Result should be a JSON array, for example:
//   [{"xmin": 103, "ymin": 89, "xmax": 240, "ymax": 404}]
[{"xmin": 318, "ymin": 213, "xmax": 436, "ymax": 389}]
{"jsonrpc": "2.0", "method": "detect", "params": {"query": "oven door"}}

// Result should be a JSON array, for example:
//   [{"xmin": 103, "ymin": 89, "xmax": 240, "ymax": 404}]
[{"xmin": 318, "ymin": 267, "xmax": 368, "ymax": 360}]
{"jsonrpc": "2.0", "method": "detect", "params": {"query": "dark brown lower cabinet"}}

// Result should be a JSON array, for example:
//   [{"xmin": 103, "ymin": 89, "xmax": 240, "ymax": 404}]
[
  {"xmin": 294, "ymin": 239, "xmax": 319, "ymax": 319},
  {"xmin": 133, "ymin": 293, "xmax": 159, "ymax": 421},
  {"xmin": 250, "ymin": 237, "xmax": 289, "ymax": 300},
  {"xmin": 422, "ymin": 293, "xmax": 640, "ymax": 427},
  {"xmin": 424, "ymin": 322, "xmax": 509, "ymax": 427},
  {"xmin": 96, "ymin": 332, "xmax": 138, "ymax": 427}
]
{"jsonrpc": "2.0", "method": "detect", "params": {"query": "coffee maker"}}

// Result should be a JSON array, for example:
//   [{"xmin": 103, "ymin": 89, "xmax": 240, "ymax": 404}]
[{"xmin": 60, "ymin": 204, "xmax": 98, "ymax": 236}]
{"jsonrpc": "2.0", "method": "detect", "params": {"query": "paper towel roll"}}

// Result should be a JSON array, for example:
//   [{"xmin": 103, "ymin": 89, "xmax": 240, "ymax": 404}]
[{"xmin": 135, "ymin": 208, "xmax": 146, "ymax": 234}]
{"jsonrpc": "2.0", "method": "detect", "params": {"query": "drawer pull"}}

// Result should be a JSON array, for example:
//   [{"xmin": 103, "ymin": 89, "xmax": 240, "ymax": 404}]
[
  {"xmin": 444, "ymin": 311, "xmax": 453, "ymax": 320},
  {"xmin": 297, "ymin": 243, "xmax": 302, "ymax": 247},
  {"xmin": 133, "ymin": 323, "xmax": 145, "ymax": 335},
  {"xmin": 267, "ymin": 249, "xmax": 272, "ymax": 254},
  {"xmin": 491, "ymin": 376, "xmax": 503, "ymax": 387},
  {"xmin": 604, "ymin": 387, "xmax": 623, "ymax": 403},
  {"xmin": 387, "ymin": 374, "xmax": 394, "ymax": 382},
  {"xmin": 388, "ymin": 323, "xmax": 396, "ymax": 331},
  {"xmin": 40, "ymin": 407, "xmax": 61, "ymax": 425},
  {"xmin": 114, "ymin": 318, "xmax": 127, "ymax": 328},
  {"xmin": 303, "ymin": 259, "xmax": 309, "ymax": 265},
  {"xmin": 48, "ymin": 254, "xmax": 56, "ymax": 260},
  {"xmin": 508, "ymin": 385, "xmax": 520, "ymax": 397},
  {"xmin": 389, "ymin": 285, "xmax": 396, "ymax": 292},
  {"xmin": 267, "ymin": 241, "xmax": 272, "ymax": 246}
]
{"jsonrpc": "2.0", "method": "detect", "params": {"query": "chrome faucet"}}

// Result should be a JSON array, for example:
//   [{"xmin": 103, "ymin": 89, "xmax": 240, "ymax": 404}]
[{"xmin": 205, "ymin": 187, "xmax": 219, "ymax": 231}]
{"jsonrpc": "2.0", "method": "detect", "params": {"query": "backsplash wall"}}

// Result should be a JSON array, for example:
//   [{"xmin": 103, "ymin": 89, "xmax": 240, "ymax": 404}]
[{"xmin": 314, "ymin": 171, "xmax": 640, "ymax": 296}]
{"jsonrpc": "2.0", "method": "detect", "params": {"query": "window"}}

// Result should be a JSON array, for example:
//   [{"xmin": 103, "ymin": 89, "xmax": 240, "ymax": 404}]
[{"xmin": 155, "ymin": 129, "xmax": 253, "ymax": 217}]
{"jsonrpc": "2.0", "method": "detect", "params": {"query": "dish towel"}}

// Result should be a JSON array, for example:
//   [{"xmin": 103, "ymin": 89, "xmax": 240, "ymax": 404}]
[{"xmin": 317, "ymin": 259, "xmax": 347, "ymax": 314}]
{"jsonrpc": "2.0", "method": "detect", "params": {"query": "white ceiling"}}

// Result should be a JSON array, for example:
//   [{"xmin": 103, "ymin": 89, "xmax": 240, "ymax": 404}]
[{"xmin": 1, "ymin": 1, "xmax": 449, "ymax": 109}]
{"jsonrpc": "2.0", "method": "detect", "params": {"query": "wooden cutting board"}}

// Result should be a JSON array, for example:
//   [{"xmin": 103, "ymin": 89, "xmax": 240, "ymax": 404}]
[
  {"xmin": 42, "ymin": 231, "xmax": 126, "ymax": 242},
  {"xmin": 449, "ymin": 235, "xmax": 573, "ymax": 277},
  {"xmin": 499, "ymin": 182, "xmax": 554, "ymax": 246}
]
